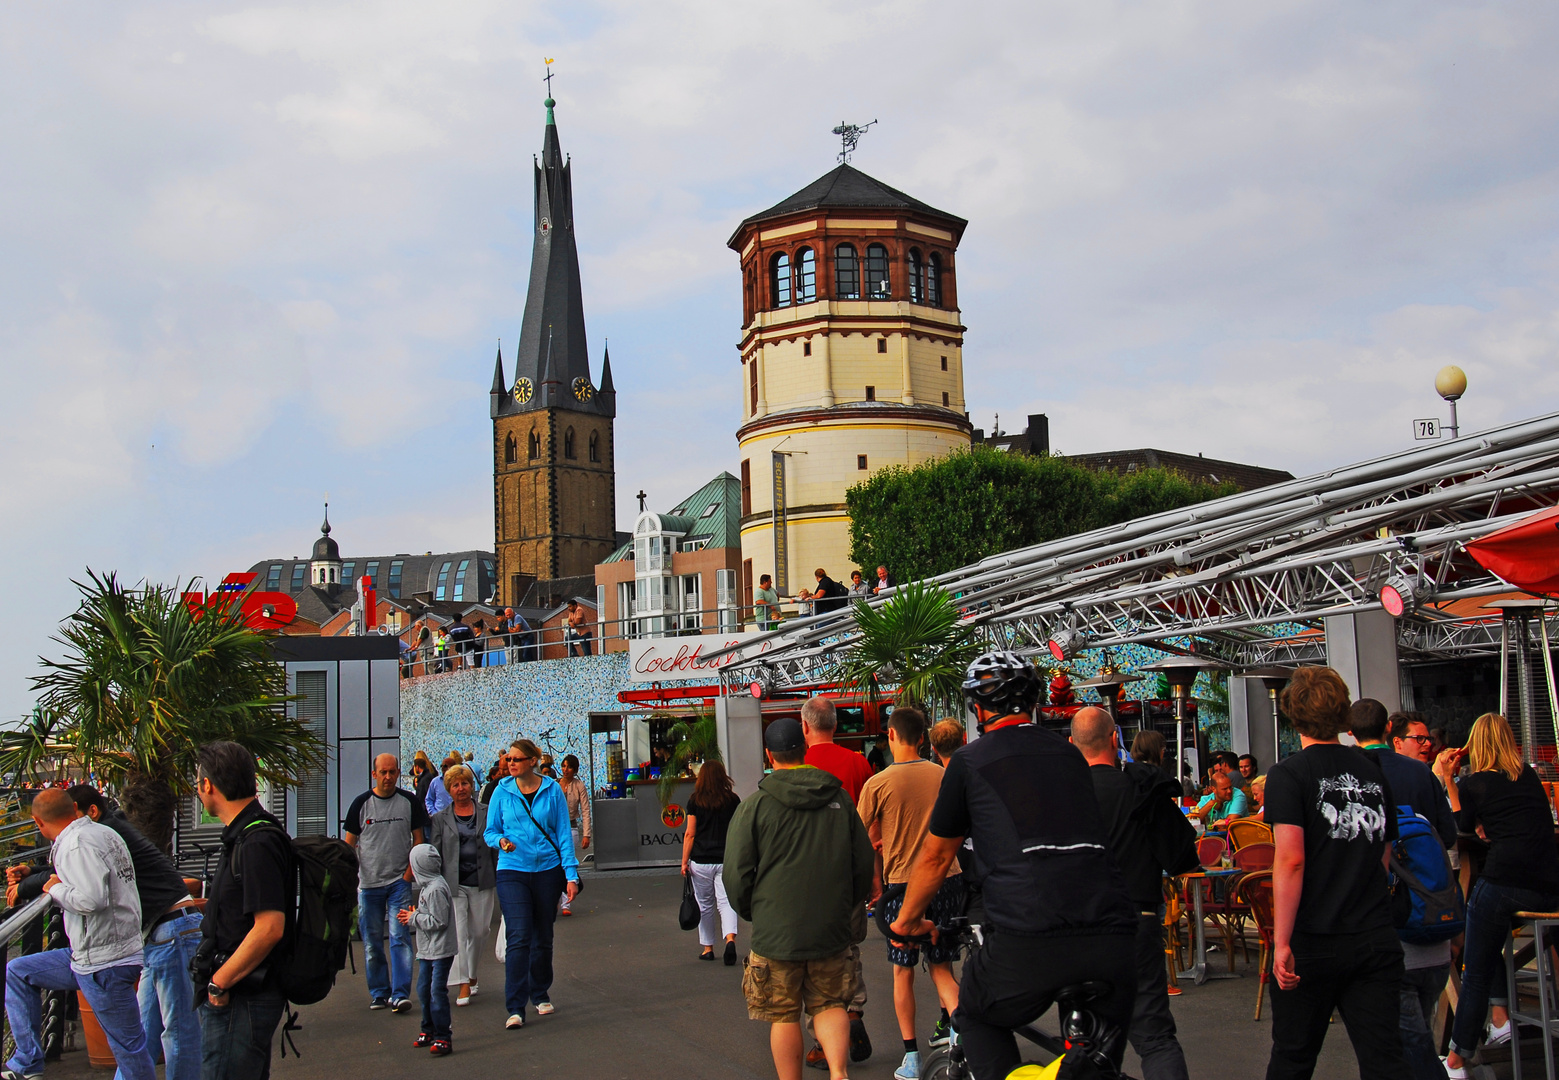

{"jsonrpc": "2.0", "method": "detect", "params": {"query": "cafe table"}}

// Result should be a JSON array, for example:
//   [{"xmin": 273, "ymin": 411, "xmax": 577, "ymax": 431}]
[{"xmin": 1175, "ymin": 867, "xmax": 1244, "ymax": 986}]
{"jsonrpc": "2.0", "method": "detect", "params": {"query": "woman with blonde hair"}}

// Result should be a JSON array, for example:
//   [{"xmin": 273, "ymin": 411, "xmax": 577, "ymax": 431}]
[
  {"xmin": 1437, "ymin": 713, "xmax": 1559, "ymax": 1077},
  {"xmin": 429, "ymin": 761, "xmax": 497, "ymax": 1006}
]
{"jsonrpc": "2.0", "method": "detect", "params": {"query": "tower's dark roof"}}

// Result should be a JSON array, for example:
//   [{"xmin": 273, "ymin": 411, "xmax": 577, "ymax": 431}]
[
  {"xmin": 730, "ymin": 164, "xmax": 967, "ymax": 246},
  {"xmin": 492, "ymin": 98, "xmax": 614, "ymax": 422},
  {"xmin": 311, "ymin": 510, "xmax": 339, "ymax": 563}
]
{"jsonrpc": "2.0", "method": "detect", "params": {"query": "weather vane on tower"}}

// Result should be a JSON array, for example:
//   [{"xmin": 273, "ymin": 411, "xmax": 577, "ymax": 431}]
[{"xmin": 831, "ymin": 119, "xmax": 878, "ymax": 163}]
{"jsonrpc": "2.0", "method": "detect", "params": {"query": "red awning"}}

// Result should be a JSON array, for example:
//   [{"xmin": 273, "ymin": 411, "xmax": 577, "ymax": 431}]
[{"xmin": 1466, "ymin": 507, "xmax": 1559, "ymax": 596}]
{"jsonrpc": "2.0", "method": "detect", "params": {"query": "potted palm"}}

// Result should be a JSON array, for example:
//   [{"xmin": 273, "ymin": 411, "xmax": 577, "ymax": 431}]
[
  {"xmin": 833, "ymin": 581, "xmax": 984, "ymax": 714},
  {"xmin": 657, "ymin": 712, "xmax": 720, "ymax": 807}
]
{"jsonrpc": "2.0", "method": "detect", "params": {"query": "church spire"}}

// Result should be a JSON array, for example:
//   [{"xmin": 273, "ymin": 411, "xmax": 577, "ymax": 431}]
[
  {"xmin": 600, "ymin": 340, "xmax": 615, "ymax": 393},
  {"xmin": 489, "ymin": 342, "xmax": 506, "ymax": 417}
]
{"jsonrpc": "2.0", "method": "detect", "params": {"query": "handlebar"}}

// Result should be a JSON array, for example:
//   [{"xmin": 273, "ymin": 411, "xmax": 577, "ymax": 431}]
[{"xmin": 873, "ymin": 882, "xmax": 975, "ymax": 949}]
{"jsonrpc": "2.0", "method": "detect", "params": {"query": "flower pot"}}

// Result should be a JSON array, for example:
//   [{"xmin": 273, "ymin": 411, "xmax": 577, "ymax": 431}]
[{"xmin": 76, "ymin": 991, "xmax": 116, "ymax": 1069}]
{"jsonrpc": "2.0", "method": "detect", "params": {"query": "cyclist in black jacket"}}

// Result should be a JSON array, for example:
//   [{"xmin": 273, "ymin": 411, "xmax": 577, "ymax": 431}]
[
  {"xmin": 1073, "ymin": 707, "xmax": 1199, "ymax": 1080},
  {"xmin": 890, "ymin": 653, "xmax": 1138, "ymax": 1080}
]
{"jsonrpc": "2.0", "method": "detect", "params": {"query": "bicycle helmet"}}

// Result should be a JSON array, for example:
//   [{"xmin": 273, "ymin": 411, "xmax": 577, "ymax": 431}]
[{"xmin": 962, "ymin": 650, "xmax": 1044, "ymax": 723}]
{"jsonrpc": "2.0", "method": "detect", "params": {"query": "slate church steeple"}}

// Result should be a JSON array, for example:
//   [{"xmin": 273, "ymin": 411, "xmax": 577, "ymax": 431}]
[{"xmin": 490, "ymin": 93, "xmax": 618, "ymax": 600}]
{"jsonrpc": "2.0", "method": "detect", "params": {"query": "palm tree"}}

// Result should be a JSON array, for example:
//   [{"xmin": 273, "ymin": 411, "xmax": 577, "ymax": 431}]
[
  {"xmin": 2, "ymin": 571, "xmax": 326, "ymax": 850},
  {"xmin": 657, "ymin": 712, "xmax": 720, "ymax": 807},
  {"xmin": 833, "ymin": 581, "xmax": 984, "ymax": 714}
]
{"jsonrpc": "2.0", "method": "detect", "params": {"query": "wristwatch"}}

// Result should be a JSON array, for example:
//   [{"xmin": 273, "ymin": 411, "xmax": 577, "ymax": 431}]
[{"xmin": 207, "ymin": 982, "xmax": 228, "ymax": 1000}]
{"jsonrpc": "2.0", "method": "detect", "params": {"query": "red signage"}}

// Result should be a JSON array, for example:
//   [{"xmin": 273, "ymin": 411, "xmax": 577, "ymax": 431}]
[{"xmin": 182, "ymin": 573, "xmax": 298, "ymax": 630}]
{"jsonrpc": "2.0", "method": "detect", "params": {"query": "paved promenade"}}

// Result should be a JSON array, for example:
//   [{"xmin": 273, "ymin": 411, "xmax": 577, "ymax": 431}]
[{"xmin": 39, "ymin": 869, "xmax": 1396, "ymax": 1078}]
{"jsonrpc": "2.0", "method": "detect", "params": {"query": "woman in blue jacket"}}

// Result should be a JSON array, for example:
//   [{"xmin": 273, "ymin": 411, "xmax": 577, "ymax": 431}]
[{"xmin": 484, "ymin": 738, "xmax": 580, "ymax": 1030}]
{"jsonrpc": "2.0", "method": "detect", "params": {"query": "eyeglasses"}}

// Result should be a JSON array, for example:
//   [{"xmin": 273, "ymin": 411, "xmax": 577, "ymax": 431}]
[{"xmin": 1401, "ymin": 734, "xmax": 1434, "ymax": 745}]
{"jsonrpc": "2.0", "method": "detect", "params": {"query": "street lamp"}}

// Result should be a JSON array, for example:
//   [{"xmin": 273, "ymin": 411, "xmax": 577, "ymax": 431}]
[
  {"xmin": 1240, "ymin": 666, "xmax": 1295, "ymax": 764},
  {"xmin": 1075, "ymin": 670, "xmax": 1145, "ymax": 730},
  {"xmin": 1143, "ymin": 654, "xmax": 1229, "ymax": 790},
  {"xmin": 1436, "ymin": 365, "xmax": 1467, "ymax": 439}
]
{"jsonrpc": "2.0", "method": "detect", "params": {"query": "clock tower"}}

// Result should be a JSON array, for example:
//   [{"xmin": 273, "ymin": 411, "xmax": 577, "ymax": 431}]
[{"xmin": 491, "ymin": 95, "xmax": 617, "ymax": 602}]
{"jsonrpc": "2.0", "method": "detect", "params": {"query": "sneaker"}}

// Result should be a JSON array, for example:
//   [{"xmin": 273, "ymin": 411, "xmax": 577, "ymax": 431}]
[
  {"xmin": 389, "ymin": 998, "xmax": 412, "ymax": 1013},
  {"xmin": 1487, "ymin": 1019, "xmax": 1514, "ymax": 1046},
  {"xmin": 1166, "ymin": 983, "xmax": 1183, "ymax": 997},
  {"xmin": 805, "ymin": 1043, "xmax": 829, "ymax": 1070},
  {"xmin": 930, "ymin": 1016, "xmax": 952, "ymax": 1048},
  {"xmin": 369, "ymin": 997, "xmax": 390, "ymax": 1011},
  {"xmin": 535, "ymin": 1001, "xmax": 555, "ymax": 1015},
  {"xmin": 429, "ymin": 1039, "xmax": 452, "ymax": 1057},
  {"xmin": 413, "ymin": 1033, "xmax": 433, "ymax": 1048},
  {"xmin": 895, "ymin": 1051, "xmax": 921, "ymax": 1079},
  {"xmin": 2, "ymin": 1070, "xmax": 44, "ymax": 1080},
  {"xmin": 469, "ymin": 982, "xmax": 479, "ymax": 996},
  {"xmin": 849, "ymin": 1014, "xmax": 872, "ymax": 1063},
  {"xmin": 505, "ymin": 1014, "xmax": 524, "ymax": 1030},
  {"xmin": 1441, "ymin": 1058, "xmax": 1468, "ymax": 1080}
]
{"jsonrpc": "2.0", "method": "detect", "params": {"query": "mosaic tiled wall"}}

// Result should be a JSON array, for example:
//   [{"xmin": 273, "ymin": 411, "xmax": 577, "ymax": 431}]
[{"xmin": 400, "ymin": 654, "xmax": 631, "ymax": 787}]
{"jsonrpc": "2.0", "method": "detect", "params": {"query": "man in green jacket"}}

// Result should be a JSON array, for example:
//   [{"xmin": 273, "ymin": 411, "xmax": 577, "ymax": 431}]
[{"xmin": 726, "ymin": 717, "xmax": 875, "ymax": 1080}]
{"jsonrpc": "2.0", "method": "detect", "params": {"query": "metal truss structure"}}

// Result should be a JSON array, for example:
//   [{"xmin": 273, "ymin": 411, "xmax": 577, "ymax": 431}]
[{"xmin": 718, "ymin": 411, "xmax": 1559, "ymax": 692}]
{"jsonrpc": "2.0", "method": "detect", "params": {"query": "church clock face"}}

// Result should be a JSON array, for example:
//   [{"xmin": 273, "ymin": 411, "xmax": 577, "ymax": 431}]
[
  {"xmin": 572, "ymin": 377, "xmax": 594, "ymax": 403},
  {"xmin": 512, "ymin": 378, "xmax": 534, "ymax": 404}
]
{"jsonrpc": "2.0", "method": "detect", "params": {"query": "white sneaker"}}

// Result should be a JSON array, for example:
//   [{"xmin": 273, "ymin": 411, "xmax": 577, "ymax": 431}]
[
  {"xmin": 1440, "ymin": 1057, "xmax": 1468, "ymax": 1080},
  {"xmin": 506, "ymin": 1013, "xmax": 524, "ymax": 1029},
  {"xmin": 455, "ymin": 994, "xmax": 471, "ymax": 1006},
  {"xmin": 895, "ymin": 1050, "xmax": 920, "ymax": 1079},
  {"xmin": 469, "ymin": 982, "xmax": 479, "ymax": 996},
  {"xmin": 535, "ymin": 1001, "xmax": 555, "ymax": 1015},
  {"xmin": 1486, "ymin": 1019, "xmax": 1513, "ymax": 1046}
]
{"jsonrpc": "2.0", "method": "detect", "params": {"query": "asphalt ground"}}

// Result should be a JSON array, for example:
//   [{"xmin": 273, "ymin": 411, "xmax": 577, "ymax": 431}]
[{"xmin": 36, "ymin": 869, "xmax": 1506, "ymax": 1079}]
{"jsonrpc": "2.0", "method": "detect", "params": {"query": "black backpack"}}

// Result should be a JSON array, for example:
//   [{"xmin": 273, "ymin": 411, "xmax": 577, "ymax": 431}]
[{"xmin": 231, "ymin": 822, "xmax": 359, "ymax": 1005}]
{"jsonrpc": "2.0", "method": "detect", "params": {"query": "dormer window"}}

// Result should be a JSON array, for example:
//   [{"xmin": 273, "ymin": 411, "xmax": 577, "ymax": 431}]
[{"xmin": 701, "ymin": 502, "xmax": 719, "ymax": 518}]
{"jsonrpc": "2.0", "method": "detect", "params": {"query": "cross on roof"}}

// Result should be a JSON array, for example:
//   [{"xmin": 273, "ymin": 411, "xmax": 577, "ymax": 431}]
[{"xmin": 543, "ymin": 58, "xmax": 555, "ymax": 95}]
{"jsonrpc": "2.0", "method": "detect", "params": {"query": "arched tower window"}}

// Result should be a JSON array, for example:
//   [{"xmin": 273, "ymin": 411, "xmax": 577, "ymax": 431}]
[
  {"xmin": 865, "ymin": 243, "xmax": 891, "ymax": 299},
  {"xmin": 835, "ymin": 244, "xmax": 859, "ymax": 299},
  {"xmin": 588, "ymin": 431, "xmax": 600, "ymax": 462},
  {"xmin": 907, "ymin": 249, "xmax": 923, "ymax": 304},
  {"xmin": 927, "ymin": 252, "xmax": 943, "ymax": 307},
  {"xmin": 504, "ymin": 433, "xmax": 517, "ymax": 464},
  {"xmin": 564, "ymin": 427, "xmax": 576, "ymax": 459},
  {"xmin": 795, "ymin": 247, "xmax": 816, "ymax": 302},
  {"xmin": 528, "ymin": 431, "xmax": 541, "ymax": 460},
  {"xmin": 769, "ymin": 252, "xmax": 791, "ymax": 307}
]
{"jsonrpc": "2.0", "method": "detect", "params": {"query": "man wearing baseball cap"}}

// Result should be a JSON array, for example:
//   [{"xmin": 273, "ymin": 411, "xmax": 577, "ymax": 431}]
[{"xmin": 725, "ymin": 718, "xmax": 875, "ymax": 1080}]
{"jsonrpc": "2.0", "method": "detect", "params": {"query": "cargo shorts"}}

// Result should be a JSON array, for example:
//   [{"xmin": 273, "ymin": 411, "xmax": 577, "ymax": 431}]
[{"xmin": 741, "ymin": 948, "xmax": 855, "ymax": 1023}]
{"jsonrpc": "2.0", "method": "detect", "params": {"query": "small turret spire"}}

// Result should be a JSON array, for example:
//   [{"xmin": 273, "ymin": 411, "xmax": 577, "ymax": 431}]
[
  {"xmin": 321, "ymin": 500, "xmax": 331, "ymax": 536},
  {"xmin": 490, "ymin": 340, "xmax": 506, "ymax": 395},
  {"xmin": 600, "ymin": 340, "xmax": 615, "ymax": 393}
]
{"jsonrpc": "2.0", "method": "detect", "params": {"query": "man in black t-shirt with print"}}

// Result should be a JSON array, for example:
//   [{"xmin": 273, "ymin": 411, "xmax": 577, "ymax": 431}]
[
  {"xmin": 1263, "ymin": 668, "xmax": 1408, "ymax": 1080},
  {"xmin": 890, "ymin": 652, "xmax": 1137, "ymax": 1080},
  {"xmin": 195, "ymin": 742, "xmax": 295, "ymax": 1080}
]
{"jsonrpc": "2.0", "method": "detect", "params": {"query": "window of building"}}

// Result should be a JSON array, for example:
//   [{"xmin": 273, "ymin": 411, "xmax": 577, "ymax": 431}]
[
  {"xmin": 293, "ymin": 671, "xmax": 329, "ymax": 837},
  {"xmin": 385, "ymin": 561, "xmax": 399, "ymax": 597},
  {"xmin": 266, "ymin": 564, "xmax": 283, "ymax": 592},
  {"xmin": 795, "ymin": 247, "xmax": 816, "ymax": 302},
  {"xmin": 453, "ymin": 559, "xmax": 470, "ymax": 602},
  {"xmin": 740, "ymin": 459, "xmax": 752, "ymax": 516},
  {"xmin": 588, "ymin": 431, "xmax": 600, "ymax": 462},
  {"xmin": 290, "ymin": 563, "xmax": 307, "ymax": 592},
  {"xmin": 618, "ymin": 581, "xmax": 637, "ymax": 639},
  {"xmin": 341, "ymin": 561, "xmax": 356, "ymax": 584},
  {"xmin": 858, "ymin": 454, "xmax": 869, "ymax": 470},
  {"xmin": 717, "ymin": 568, "xmax": 739, "ymax": 633},
  {"xmin": 701, "ymin": 502, "xmax": 719, "ymax": 518},
  {"xmin": 941, "ymin": 355, "xmax": 948, "ymax": 371},
  {"xmin": 943, "ymin": 391, "xmax": 950, "ymax": 406},
  {"xmin": 682, "ymin": 537, "xmax": 710, "ymax": 551},
  {"xmin": 528, "ymin": 431, "xmax": 541, "ymax": 460},
  {"xmin": 564, "ymin": 428, "xmax": 576, "ymax": 459},
  {"xmin": 681, "ymin": 574, "xmax": 702, "ymax": 629},
  {"xmin": 927, "ymin": 253, "xmax": 943, "ymax": 306},
  {"xmin": 865, "ymin": 243, "xmax": 891, "ymax": 299},
  {"xmin": 803, "ymin": 341, "xmax": 811, "ymax": 356},
  {"xmin": 513, "ymin": 573, "xmax": 529, "ymax": 607},
  {"xmin": 834, "ymin": 244, "xmax": 859, "ymax": 299},
  {"xmin": 749, "ymin": 358, "xmax": 758, "ymax": 412},
  {"xmin": 877, "ymin": 337, "xmax": 888, "ymax": 353},
  {"xmin": 770, "ymin": 252, "xmax": 791, "ymax": 307},
  {"xmin": 908, "ymin": 248, "xmax": 923, "ymax": 303},
  {"xmin": 434, "ymin": 560, "xmax": 453, "ymax": 601},
  {"xmin": 504, "ymin": 434, "xmax": 517, "ymax": 464},
  {"xmin": 865, "ymin": 385, "xmax": 876, "ymax": 401}
]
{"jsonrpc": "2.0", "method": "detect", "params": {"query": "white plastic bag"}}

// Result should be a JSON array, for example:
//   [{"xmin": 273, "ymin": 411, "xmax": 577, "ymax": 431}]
[{"xmin": 495, "ymin": 915, "xmax": 506, "ymax": 962}]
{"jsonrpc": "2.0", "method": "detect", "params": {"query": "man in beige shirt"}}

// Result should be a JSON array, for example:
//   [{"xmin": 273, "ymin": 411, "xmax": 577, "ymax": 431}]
[{"xmin": 856, "ymin": 707, "xmax": 963, "ymax": 1078}]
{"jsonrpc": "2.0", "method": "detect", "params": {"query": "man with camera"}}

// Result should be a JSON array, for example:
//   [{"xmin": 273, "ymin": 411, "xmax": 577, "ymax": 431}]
[{"xmin": 193, "ymin": 742, "xmax": 294, "ymax": 1080}]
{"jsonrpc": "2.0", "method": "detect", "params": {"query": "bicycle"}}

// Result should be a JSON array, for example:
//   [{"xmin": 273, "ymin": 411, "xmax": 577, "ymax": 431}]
[{"xmin": 874, "ymin": 885, "xmax": 1133, "ymax": 1080}]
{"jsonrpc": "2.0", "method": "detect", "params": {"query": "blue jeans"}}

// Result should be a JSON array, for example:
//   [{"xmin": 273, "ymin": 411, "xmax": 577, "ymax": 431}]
[
  {"xmin": 1400, "ymin": 964, "xmax": 1450, "ymax": 1080},
  {"xmin": 417, "ymin": 955, "xmax": 453, "ymax": 1039},
  {"xmin": 5, "ymin": 950, "xmax": 155, "ymax": 1080},
  {"xmin": 358, "ymin": 880, "xmax": 413, "ymax": 1001},
  {"xmin": 495, "ymin": 867, "xmax": 566, "ymax": 1015},
  {"xmin": 140, "ymin": 910, "xmax": 204, "ymax": 1080},
  {"xmin": 1450, "ymin": 878, "xmax": 1559, "ymax": 1057},
  {"xmin": 199, "ymin": 987, "xmax": 286, "ymax": 1080}
]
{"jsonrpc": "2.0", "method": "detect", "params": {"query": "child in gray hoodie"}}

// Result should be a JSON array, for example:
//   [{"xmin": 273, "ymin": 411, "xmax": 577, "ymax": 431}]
[{"xmin": 398, "ymin": 843, "xmax": 457, "ymax": 1054}]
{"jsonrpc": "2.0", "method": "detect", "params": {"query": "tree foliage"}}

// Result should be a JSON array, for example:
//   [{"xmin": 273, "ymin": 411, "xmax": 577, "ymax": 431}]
[
  {"xmin": 0, "ymin": 571, "xmax": 325, "ymax": 850},
  {"xmin": 833, "ymin": 582, "xmax": 983, "ymax": 713},
  {"xmin": 846, "ymin": 445, "xmax": 1240, "ymax": 580}
]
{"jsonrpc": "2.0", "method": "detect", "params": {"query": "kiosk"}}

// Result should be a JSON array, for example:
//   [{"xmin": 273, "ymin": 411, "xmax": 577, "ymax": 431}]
[{"xmin": 588, "ymin": 711, "xmax": 694, "ymax": 870}]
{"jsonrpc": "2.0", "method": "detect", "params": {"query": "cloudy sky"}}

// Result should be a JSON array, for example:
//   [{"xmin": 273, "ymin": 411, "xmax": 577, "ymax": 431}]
[{"xmin": 3, "ymin": 1, "xmax": 1558, "ymax": 720}]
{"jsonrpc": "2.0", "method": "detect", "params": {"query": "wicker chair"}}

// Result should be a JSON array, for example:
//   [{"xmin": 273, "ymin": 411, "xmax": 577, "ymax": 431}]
[
  {"xmin": 1236, "ymin": 870, "xmax": 1276, "ymax": 1020},
  {"xmin": 1226, "ymin": 818, "xmax": 1273, "ymax": 851}
]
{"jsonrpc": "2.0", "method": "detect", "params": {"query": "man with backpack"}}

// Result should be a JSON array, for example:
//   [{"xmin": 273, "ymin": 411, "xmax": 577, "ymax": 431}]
[
  {"xmin": 194, "ymin": 742, "xmax": 295, "ymax": 1080},
  {"xmin": 1349, "ymin": 699, "xmax": 1461, "ymax": 1080}
]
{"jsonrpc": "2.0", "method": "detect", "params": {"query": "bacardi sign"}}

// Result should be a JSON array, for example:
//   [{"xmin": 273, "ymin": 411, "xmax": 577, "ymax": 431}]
[{"xmin": 628, "ymin": 633, "xmax": 771, "ymax": 683}]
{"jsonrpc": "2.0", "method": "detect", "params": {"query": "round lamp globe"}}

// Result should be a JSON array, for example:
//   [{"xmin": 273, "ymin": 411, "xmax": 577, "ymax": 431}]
[{"xmin": 1435, "ymin": 365, "xmax": 1468, "ymax": 402}]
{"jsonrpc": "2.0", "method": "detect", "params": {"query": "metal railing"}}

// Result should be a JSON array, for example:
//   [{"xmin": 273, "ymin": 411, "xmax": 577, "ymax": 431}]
[{"xmin": 398, "ymin": 601, "xmax": 814, "ymax": 679}]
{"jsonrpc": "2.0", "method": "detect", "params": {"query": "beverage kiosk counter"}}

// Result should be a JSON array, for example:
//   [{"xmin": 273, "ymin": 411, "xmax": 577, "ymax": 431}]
[{"xmin": 588, "ymin": 711, "xmax": 693, "ymax": 870}]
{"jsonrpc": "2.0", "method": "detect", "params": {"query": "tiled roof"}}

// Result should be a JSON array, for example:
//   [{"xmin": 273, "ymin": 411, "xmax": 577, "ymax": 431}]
[
  {"xmin": 603, "ymin": 472, "xmax": 742, "ymax": 562},
  {"xmin": 733, "ymin": 164, "xmax": 966, "ymax": 239}
]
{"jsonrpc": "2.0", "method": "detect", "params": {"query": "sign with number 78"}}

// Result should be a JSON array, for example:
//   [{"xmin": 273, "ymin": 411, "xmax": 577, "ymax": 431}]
[{"xmin": 1412, "ymin": 418, "xmax": 1441, "ymax": 441}]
